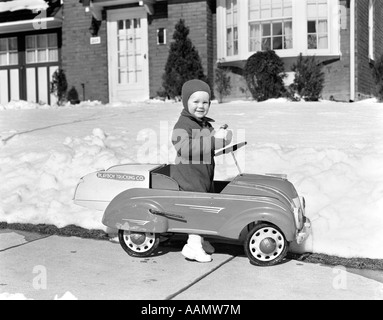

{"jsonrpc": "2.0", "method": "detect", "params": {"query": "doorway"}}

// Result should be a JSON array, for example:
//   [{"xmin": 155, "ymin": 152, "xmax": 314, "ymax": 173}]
[{"xmin": 107, "ymin": 7, "xmax": 150, "ymax": 102}]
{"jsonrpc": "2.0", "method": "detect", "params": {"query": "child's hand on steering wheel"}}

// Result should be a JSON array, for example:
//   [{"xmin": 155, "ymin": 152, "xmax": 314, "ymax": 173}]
[{"xmin": 214, "ymin": 124, "xmax": 233, "ymax": 146}]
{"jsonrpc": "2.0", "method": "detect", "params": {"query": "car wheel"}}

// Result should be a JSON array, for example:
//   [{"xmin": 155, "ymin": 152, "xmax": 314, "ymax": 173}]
[
  {"xmin": 118, "ymin": 230, "xmax": 159, "ymax": 257},
  {"xmin": 244, "ymin": 223, "xmax": 288, "ymax": 266}
]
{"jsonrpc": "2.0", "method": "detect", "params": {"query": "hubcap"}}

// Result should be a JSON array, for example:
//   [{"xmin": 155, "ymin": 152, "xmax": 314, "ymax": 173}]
[
  {"xmin": 130, "ymin": 233, "xmax": 146, "ymax": 245},
  {"xmin": 123, "ymin": 231, "xmax": 155, "ymax": 253},
  {"xmin": 259, "ymin": 238, "xmax": 277, "ymax": 254},
  {"xmin": 248, "ymin": 227, "xmax": 285, "ymax": 261}
]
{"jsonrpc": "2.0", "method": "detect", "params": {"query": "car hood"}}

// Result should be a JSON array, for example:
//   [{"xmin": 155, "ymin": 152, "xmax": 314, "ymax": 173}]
[{"xmin": 222, "ymin": 174, "xmax": 298, "ymax": 201}]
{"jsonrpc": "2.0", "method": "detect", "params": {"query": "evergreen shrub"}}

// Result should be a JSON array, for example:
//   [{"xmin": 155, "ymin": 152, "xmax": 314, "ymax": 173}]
[
  {"xmin": 372, "ymin": 54, "xmax": 383, "ymax": 102},
  {"xmin": 161, "ymin": 19, "xmax": 208, "ymax": 100},
  {"xmin": 50, "ymin": 69, "xmax": 68, "ymax": 106},
  {"xmin": 244, "ymin": 50, "xmax": 286, "ymax": 102},
  {"xmin": 215, "ymin": 67, "xmax": 231, "ymax": 103},
  {"xmin": 289, "ymin": 53, "xmax": 325, "ymax": 101},
  {"xmin": 67, "ymin": 86, "xmax": 80, "ymax": 105}
]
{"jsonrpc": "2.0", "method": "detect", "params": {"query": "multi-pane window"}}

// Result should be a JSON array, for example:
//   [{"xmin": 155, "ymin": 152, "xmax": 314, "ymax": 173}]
[
  {"xmin": 226, "ymin": 0, "xmax": 238, "ymax": 56},
  {"xmin": 307, "ymin": 0, "xmax": 328, "ymax": 49},
  {"xmin": 0, "ymin": 37, "xmax": 18, "ymax": 66},
  {"xmin": 248, "ymin": 0, "xmax": 293, "ymax": 52},
  {"xmin": 117, "ymin": 18, "xmax": 142, "ymax": 84},
  {"xmin": 26, "ymin": 34, "xmax": 58, "ymax": 64}
]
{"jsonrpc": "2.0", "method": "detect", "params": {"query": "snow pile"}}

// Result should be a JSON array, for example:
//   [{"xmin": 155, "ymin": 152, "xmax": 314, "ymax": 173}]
[
  {"xmin": 242, "ymin": 144, "xmax": 383, "ymax": 258},
  {"xmin": 0, "ymin": 0, "xmax": 48, "ymax": 13},
  {"xmin": 0, "ymin": 100, "xmax": 50, "ymax": 110},
  {"xmin": 0, "ymin": 128, "xmax": 132, "ymax": 230},
  {"xmin": 54, "ymin": 291, "xmax": 78, "ymax": 300},
  {"xmin": 0, "ymin": 291, "xmax": 78, "ymax": 300},
  {"xmin": 1, "ymin": 99, "xmax": 383, "ymax": 259},
  {"xmin": 0, "ymin": 292, "xmax": 31, "ymax": 300}
]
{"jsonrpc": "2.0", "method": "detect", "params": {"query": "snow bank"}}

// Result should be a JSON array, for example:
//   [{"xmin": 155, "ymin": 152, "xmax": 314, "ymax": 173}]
[
  {"xmin": 0, "ymin": 291, "xmax": 78, "ymax": 300},
  {"xmin": 0, "ymin": 128, "xmax": 131, "ymax": 230},
  {"xmin": 0, "ymin": 0, "xmax": 48, "ymax": 13},
  {"xmin": 0, "ymin": 292, "xmax": 31, "ymax": 300},
  {"xmin": 242, "ymin": 144, "xmax": 383, "ymax": 259},
  {"xmin": 0, "ymin": 100, "xmax": 50, "ymax": 110},
  {"xmin": 1, "ymin": 99, "xmax": 383, "ymax": 259}
]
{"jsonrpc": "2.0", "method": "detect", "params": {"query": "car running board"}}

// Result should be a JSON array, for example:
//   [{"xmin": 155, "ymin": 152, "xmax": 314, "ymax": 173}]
[{"xmin": 149, "ymin": 209, "xmax": 187, "ymax": 223}]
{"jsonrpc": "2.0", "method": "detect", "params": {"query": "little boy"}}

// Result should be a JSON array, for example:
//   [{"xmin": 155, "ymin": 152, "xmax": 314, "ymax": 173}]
[{"xmin": 171, "ymin": 79, "xmax": 232, "ymax": 262}]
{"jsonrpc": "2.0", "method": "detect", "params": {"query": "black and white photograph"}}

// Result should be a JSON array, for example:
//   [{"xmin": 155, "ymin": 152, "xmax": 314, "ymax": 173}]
[{"xmin": 0, "ymin": 0, "xmax": 383, "ymax": 303}]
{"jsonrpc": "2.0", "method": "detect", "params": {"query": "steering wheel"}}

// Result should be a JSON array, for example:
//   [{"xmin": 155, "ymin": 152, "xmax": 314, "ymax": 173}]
[{"xmin": 215, "ymin": 142, "xmax": 247, "ymax": 157}]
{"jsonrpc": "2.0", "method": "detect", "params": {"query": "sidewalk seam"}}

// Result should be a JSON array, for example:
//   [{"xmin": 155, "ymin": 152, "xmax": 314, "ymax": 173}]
[
  {"xmin": 164, "ymin": 255, "xmax": 237, "ymax": 300},
  {"xmin": 0, "ymin": 235, "xmax": 53, "ymax": 253}
]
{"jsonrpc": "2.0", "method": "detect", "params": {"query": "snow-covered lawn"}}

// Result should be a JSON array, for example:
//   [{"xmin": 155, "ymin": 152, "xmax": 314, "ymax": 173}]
[{"xmin": 1, "ymin": 98, "xmax": 383, "ymax": 259}]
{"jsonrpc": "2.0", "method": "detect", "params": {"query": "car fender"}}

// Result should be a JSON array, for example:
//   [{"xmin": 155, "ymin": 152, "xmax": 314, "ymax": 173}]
[
  {"xmin": 102, "ymin": 189, "xmax": 169, "ymax": 233},
  {"xmin": 218, "ymin": 208, "xmax": 296, "ymax": 242}
]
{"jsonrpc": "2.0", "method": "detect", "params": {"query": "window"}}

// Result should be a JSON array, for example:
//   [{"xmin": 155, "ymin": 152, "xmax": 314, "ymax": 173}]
[
  {"xmin": 307, "ymin": 0, "xmax": 328, "ymax": 50},
  {"xmin": 26, "ymin": 34, "xmax": 58, "ymax": 64},
  {"xmin": 157, "ymin": 28, "xmax": 166, "ymax": 45},
  {"xmin": 117, "ymin": 18, "xmax": 142, "ymax": 84},
  {"xmin": 369, "ymin": 0, "xmax": 375, "ymax": 60},
  {"xmin": 226, "ymin": 0, "xmax": 238, "ymax": 56},
  {"xmin": 248, "ymin": 0, "xmax": 293, "ymax": 52},
  {"xmin": 0, "ymin": 37, "xmax": 18, "ymax": 66}
]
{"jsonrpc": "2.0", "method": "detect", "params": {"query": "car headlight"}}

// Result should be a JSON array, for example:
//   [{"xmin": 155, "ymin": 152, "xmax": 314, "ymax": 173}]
[
  {"xmin": 299, "ymin": 196, "xmax": 306, "ymax": 214},
  {"xmin": 292, "ymin": 197, "xmax": 304, "ymax": 229}
]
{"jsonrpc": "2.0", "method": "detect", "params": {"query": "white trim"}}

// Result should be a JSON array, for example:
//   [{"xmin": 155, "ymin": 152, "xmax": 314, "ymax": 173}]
[
  {"xmin": 368, "ymin": 0, "xmax": 375, "ymax": 60},
  {"xmin": 217, "ymin": 0, "xmax": 341, "ymax": 63},
  {"xmin": 350, "ymin": 0, "xmax": 355, "ymax": 102},
  {"xmin": 10, "ymin": 69, "xmax": 19, "ymax": 101},
  {"xmin": 38, "ymin": 67, "xmax": 48, "ymax": 104},
  {"xmin": 0, "ymin": 10, "xmax": 63, "ymax": 34},
  {"xmin": 26, "ymin": 68, "xmax": 36, "ymax": 102},
  {"xmin": 0, "ymin": 70, "xmax": 9, "ymax": 104}
]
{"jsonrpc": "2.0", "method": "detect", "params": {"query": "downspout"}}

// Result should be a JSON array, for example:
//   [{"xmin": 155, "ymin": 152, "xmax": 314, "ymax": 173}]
[{"xmin": 350, "ymin": 0, "xmax": 355, "ymax": 102}]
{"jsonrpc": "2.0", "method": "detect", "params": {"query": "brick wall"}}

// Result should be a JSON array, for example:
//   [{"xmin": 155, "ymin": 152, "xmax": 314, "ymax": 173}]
[
  {"xmin": 320, "ymin": 0, "xmax": 350, "ymax": 101},
  {"xmin": 305, "ymin": 0, "xmax": 383, "ymax": 101},
  {"xmin": 148, "ymin": 0, "xmax": 214, "ymax": 98},
  {"xmin": 148, "ymin": 2, "xmax": 169, "ymax": 97},
  {"xmin": 62, "ymin": 0, "xmax": 215, "ymax": 102},
  {"xmin": 355, "ymin": 0, "xmax": 373, "ymax": 99},
  {"xmin": 355, "ymin": 0, "xmax": 383, "ymax": 100},
  {"xmin": 59, "ymin": 0, "xmax": 383, "ymax": 103},
  {"xmin": 61, "ymin": 0, "xmax": 109, "ymax": 103}
]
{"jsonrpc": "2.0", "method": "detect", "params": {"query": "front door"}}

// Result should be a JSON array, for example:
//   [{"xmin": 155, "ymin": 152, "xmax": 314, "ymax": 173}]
[{"xmin": 107, "ymin": 8, "xmax": 149, "ymax": 102}]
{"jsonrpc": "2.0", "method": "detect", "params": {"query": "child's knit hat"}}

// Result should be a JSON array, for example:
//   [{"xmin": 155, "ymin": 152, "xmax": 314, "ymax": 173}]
[{"xmin": 182, "ymin": 79, "xmax": 211, "ymax": 110}]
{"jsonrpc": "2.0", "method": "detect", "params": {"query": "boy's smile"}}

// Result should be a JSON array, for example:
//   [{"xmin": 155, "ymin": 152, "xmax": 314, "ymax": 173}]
[{"xmin": 187, "ymin": 91, "xmax": 211, "ymax": 120}]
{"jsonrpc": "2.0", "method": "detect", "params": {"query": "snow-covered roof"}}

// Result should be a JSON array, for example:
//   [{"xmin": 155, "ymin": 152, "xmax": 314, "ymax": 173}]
[{"xmin": 0, "ymin": 0, "xmax": 49, "ymax": 13}]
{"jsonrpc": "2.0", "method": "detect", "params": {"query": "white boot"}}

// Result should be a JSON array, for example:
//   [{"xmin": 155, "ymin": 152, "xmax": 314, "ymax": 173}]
[
  {"xmin": 202, "ymin": 238, "xmax": 215, "ymax": 254},
  {"xmin": 182, "ymin": 234, "xmax": 212, "ymax": 263}
]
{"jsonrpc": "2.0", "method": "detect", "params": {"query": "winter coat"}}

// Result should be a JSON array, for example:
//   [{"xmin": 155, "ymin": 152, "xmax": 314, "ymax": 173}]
[{"xmin": 170, "ymin": 109, "xmax": 216, "ymax": 193}]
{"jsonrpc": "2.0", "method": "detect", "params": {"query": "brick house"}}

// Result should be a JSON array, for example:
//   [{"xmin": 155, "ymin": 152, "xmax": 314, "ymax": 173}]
[{"xmin": 0, "ymin": 0, "xmax": 382, "ymax": 104}]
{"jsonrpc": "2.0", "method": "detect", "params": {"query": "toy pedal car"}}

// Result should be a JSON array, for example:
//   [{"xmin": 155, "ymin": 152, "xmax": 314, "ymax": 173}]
[{"xmin": 74, "ymin": 142, "xmax": 311, "ymax": 266}]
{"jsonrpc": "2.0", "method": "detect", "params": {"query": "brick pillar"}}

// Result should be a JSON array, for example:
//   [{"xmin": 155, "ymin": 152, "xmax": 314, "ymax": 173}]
[
  {"xmin": 167, "ymin": 0, "xmax": 214, "ymax": 91},
  {"xmin": 61, "ymin": 0, "xmax": 109, "ymax": 103}
]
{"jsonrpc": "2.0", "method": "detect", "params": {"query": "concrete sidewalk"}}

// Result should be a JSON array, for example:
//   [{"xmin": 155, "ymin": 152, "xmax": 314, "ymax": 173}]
[{"xmin": 1, "ymin": 229, "xmax": 382, "ymax": 300}]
